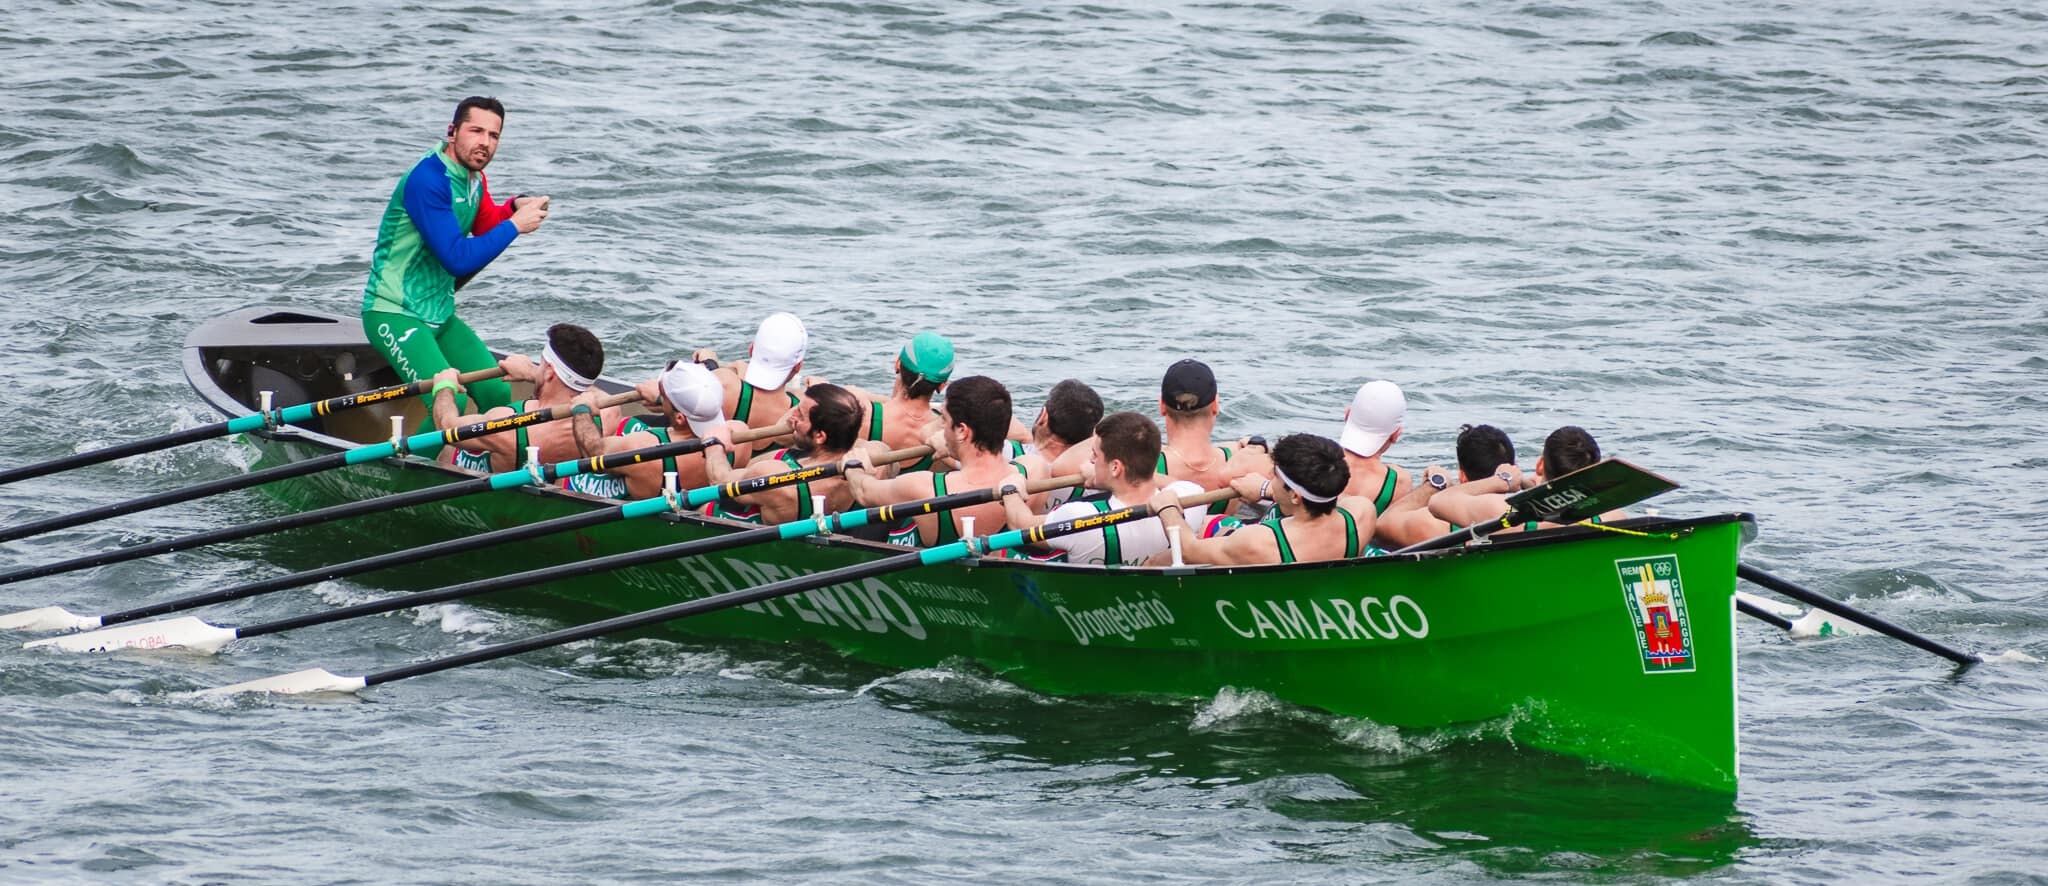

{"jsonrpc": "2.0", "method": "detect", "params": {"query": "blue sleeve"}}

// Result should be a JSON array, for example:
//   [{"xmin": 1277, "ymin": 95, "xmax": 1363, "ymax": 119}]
[{"xmin": 401, "ymin": 156, "xmax": 517, "ymax": 278}]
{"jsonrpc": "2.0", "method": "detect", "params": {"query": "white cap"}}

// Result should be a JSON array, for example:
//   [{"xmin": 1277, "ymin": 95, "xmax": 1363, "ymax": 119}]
[
  {"xmin": 1339, "ymin": 380, "xmax": 1406, "ymax": 457},
  {"xmin": 659, "ymin": 362, "xmax": 729, "ymax": 439},
  {"xmin": 743, "ymin": 312, "xmax": 808, "ymax": 391}
]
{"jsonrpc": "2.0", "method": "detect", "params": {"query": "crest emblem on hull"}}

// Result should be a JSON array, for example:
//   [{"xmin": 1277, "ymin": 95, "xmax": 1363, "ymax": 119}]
[{"xmin": 1617, "ymin": 555, "xmax": 1694, "ymax": 674}]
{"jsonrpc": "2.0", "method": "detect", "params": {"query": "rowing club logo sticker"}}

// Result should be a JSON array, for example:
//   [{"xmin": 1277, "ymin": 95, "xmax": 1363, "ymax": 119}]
[{"xmin": 1616, "ymin": 555, "xmax": 1694, "ymax": 674}]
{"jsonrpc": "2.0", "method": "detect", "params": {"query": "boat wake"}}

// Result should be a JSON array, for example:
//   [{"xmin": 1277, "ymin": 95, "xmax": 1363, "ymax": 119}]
[{"xmin": 1192, "ymin": 687, "xmax": 1525, "ymax": 757}]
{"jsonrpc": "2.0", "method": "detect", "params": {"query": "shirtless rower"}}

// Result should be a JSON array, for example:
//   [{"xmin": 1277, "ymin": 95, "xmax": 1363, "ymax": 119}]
[
  {"xmin": 1338, "ymin": 380, "xmax": 1414, "ymax": 516},
  {"xmin": 1150, "ymin": 434, "xmax": 1374, "ymax": 566},
  {"xmin": 694, "ymin": 311, "xmax": 807, "ymax": 436},
  {"xmin": 1427, "ymin": 425, "xmax": 1625, "ymax": 531},
  {"xmin": 1375, "ymin": 423, "xmax": 1516, "ymax": 549},
  {"xmin": 428, "ymin": 323, "xmax": 618, "ymax": 474},
  {"xmin": 997, "ymin": 412, "xmax": 1201, "ymax": 566},
  {"xmin": 1048, "ymin": 359, "xmax": 1268, "ymax": 494},
  {"xmin": 844, "ymin": 375, "xmax": 1028, "ymax": 547},
  {"xmin": 698, "ymin": 383, "xmax": 864, "ymax": 525},
  {"xmin": 566, "ymin": 361, "xmax": 745, "ymax": 500}
]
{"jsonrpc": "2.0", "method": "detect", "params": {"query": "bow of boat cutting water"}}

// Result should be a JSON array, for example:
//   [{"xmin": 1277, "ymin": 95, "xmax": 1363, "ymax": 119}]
[{"xmin": 2, "ymin": 0, "xmax": 2045, "ymax": 881}]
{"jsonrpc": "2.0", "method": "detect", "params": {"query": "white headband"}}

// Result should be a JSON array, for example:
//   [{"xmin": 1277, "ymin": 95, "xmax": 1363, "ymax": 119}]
[
  {"xmin": 541, "ymin": 343, "xmax": 595, "ymax": 393},
  {"xmin": 1273, "ymin": 465, "xmax": 1339, "ymax": 504}
]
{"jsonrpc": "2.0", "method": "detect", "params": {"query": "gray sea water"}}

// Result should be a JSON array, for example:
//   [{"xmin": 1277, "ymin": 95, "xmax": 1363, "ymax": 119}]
[{"xmin": 3, "ymin": 0, "xmax": 2047, "ymax": 881}]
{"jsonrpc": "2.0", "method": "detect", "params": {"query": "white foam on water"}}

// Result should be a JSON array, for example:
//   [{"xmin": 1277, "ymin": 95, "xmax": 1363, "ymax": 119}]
[
  {"xmin": 1981, "ymin": 649, "xmax": 2041, "ymax": 665},
  {"xmin": 409, "ymin": 603, "xmax": 502, "ymax": 636}
]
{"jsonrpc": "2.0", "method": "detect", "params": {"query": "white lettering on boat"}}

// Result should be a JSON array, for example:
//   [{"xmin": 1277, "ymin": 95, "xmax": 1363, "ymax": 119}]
[
  {"xmin": 1057, "ymin": 595, "xmax": 1175, "ymax": 646},
  {"xmin": 1216, "ymin": 596, "xmax": 1430, "ymax": 641},
  {"xmin": 614, "ymin": 557, "xmax": 927, "ymax": 640}
]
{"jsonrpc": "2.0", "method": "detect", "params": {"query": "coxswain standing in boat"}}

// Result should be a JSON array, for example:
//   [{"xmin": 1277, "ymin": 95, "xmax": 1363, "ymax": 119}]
[
  {"xmin": 693, "ymin": 312, "xmax": 808, "ymax": 439},
  {"xmin": 1337, "ymin": 380, "xmax": 1414, "ymax": 518},
  {"xmin": 996, "ymin": 412, "xmax": 1203, "ymax": 566},
  {"xmin": 427, "ymin": 324, "xmax": 615, "ymax": 473},
  {"xmin": 698, "ymin": 383, "xmax": 864, "ymax": 524},
  {"xmin": 1151, "ymin": 434, "xmax": 1375, "ymax": 565},
  {"xmin": 843, "ymin": 375, "xmax": 1026, "ymax": 547},
  {"xmin": 566, "ymin": 361, "xmax": 745, "ymax": 499},
  {"xmin": 1003, "ymin": 379, "xmax": 1104, "ymax": 513},
  {"xmin": 1427, "ymin": 425, "xmax": 1626, "ymax": 531},
  {"xmin": 1375, "ymin": 423, "xmax": 1517, "ymax": 548},
  {"xmin": 362, "ymin": 96, "xmax": 549, "ymax": 414}
]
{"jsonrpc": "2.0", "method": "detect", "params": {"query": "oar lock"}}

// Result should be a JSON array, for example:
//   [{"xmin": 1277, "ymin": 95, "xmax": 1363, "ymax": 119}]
[
  {"xmin": 258, "ymin": 391, "xmax": 277, "ymax": 430},
  {"xmin": 663, "ymin": 471, "xmax": 683, "ymax": 514},
  {"xmin": 525, "ymin": 446, "xmax": 546, "ymax": 486}
]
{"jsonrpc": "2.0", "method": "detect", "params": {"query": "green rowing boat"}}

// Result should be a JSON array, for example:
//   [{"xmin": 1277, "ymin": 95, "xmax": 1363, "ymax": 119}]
[{"xmin": 184, "ymin": 307, "xmax": 1753, "ymax": 793}]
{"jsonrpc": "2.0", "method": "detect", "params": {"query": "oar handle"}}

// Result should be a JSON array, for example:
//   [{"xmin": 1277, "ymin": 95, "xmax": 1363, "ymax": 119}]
[{"xmin": 455, "ymin": 366, "xmax": 510, "ymax": 386}]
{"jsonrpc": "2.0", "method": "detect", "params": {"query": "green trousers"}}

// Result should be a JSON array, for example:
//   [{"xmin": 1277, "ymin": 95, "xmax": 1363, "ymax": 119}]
[{"xmin": 362, "ymin": 310, "xmax": 512, "ymax": 414}]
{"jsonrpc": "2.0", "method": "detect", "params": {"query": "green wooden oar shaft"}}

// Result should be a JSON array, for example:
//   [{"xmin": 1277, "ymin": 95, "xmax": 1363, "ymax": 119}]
[
  {"xmin": 0, "ymin": 435, "xmax": 717, "ymax": 588},
  {"xmin": 80, "ymin": 438, "xmax": 908, "ymax": 628},
  {"xmin": 0, "ymin": 367, "xmax": 508, "ymax": 486},
  {"xmin": 1738, "ymin": 563, "xmax": 1978, "ymax": 666},
  {"xmin": 239, "ymin": 463, "xmax": 1062, "ymax": 644},
  {"xmin": 0, "ymin": 389, "xmax": 639, "ymax": 545},
  {"xmin": 359, "ymin": 485, "xmax": 1227, "ymax": 688}
]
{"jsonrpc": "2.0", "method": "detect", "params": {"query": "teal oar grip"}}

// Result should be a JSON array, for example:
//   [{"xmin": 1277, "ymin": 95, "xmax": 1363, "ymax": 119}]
[
  {"xmin": 343, "ymin": 442, "xmax": 399, "ymax": 465},
  {"xmin": 918, "ymin": 541, "xmax": 973, "ymax": 566},
  {"xmin": 488, "ymin": 471, "xmax": 537, "ymax": 491},
  {"xmin": 619, "ymin": 498, "xmax": 673, "ymax": 520},
  {"xmin": 225, "ymin": 414, "xmax": 269, "ymax": 434},
  {"xmin": 275, "ymin": 402, "xmax": 320, "ymax": 424},
  {"xmin": 980, "ymin": 528, "xmax": 1030, "ymax": 553},
  {"xmin": 835, "ymin": 510, "xmax": 871, "ymax": 531},
  {"xmin": 685, "ymin": 487, "xmax": 719, "ymax": 508}
]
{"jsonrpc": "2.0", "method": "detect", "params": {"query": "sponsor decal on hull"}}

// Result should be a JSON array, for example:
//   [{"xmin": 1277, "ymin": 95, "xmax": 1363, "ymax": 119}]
[{"xmin": 1617, "ymin": 554, "xmax": 1694, "ymax": 674}]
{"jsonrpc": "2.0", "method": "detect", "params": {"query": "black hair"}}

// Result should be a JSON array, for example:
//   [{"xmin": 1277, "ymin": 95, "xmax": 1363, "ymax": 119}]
[
  {"xmin": 1455, "ymin": 424, "xmax": 1516, "ymax": 481},
  {"xmin": 1271, "ymin": 434, "xmax": 1348, "ymax": 517},
  {"xmin": 941, "ymin": 375, "xmax": 1012, "ymax": 456},
  {"xmin": 452, "ymin": 96, "xmax": 506, "ymax": 129},
  {"xmin": 1093, "ymin": 412, "xmax": 1160, "ymax": 483},
  {"xmin": 804, "ymin": 383, "xmax": 861, "ymax": 453},
  {"xmin": 1542, "ymin": 426, "xmax": 1602, "ymax": 478},
  {"xmin": 1044, "ymin": 379, "xmax": 1105, "ymax": 447},
  {"xmin": 895, "ymin": 363, "xmax": 943, "ymax": 401},
  {"xmin": 546, "ymin": 323, "xmax": 604, "ymax": 382}
]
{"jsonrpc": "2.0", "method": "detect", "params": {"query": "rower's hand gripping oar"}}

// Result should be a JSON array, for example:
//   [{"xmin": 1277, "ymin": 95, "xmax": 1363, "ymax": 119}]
[
  {"xmin": 0, "ymin": 367, "xmax": 510, "ymax": 487},
  {"xmin": 0, "ymin": 388, "xmax": 642, "ymax": 546},
  {"xmin": 205, "ymin": 485, "xmax": 1234, "ymax": 695},
  {"xmin": 25, "ymin": 441, "xmax": 931, "ymax": 651},
  {"xmin": 1392, "ymin": 458, "xmax": 1680, "ymax": 554},
  {"xmin": 0, "ymin": 432, "xmax": 779, "ymax": 633}
]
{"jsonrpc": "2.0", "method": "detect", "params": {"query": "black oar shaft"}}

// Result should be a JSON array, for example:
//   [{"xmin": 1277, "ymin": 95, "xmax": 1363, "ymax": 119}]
[
  {"xmin": 0, "ymin": 477, "xmax": 492, "ymax": 586},
  {"xmin": 97, "ymin": 504, "xmax": 630, "ymax": 626},
  {"xmin": 1738, "ymin": 563, "xmax": 1978, "ymax": 666},
  {"xmin": 1736, "ymin": 597, "xmax": 1793, "ymax": 631},
  {"xmin": 367, "ymin": 548, "xmax": 912, "ymax": 687},
  {"xmin": 0, "ymin": 452, "xmax": 348, "ymax": 545},
  {"xmin": 241, "ymin": 487, "xmax": 998, "ymax": 641},
  {"xmin": 0, "ymin": 422, "xmax": 229, "ymax": 486}
]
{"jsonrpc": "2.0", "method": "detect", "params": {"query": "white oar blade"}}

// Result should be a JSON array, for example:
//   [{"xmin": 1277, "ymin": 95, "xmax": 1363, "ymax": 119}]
[
  {"xmin": 203, "ymin": 667, "xmax": 367, "ymax": 697},
  {"xmin": 0, "ymin": 606, "xmax": 103, "ymax": 633},
  {"xmin": 1788, "ymin": 609, "xmax": 1876, "ymax": 639},
  {"xmin": 22, "ymin": 616, "xmax": 237, "ymax": 654}
]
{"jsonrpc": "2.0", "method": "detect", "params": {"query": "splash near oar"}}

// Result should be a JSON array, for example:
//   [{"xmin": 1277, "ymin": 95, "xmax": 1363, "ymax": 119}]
[
  {"xmin": 1393, "ymin": 458, "xmax": 1681, "ymax": 554},
  {"xmin": 0, "ymin": 389, "xmax": 639, "ymax": 546},
  {"xmin": 36, "ymin": 458, "xmax": 1051, "ymax": 656},
  {"xmin": 204, "ymin": 484, "xmax": 1229, "ymax": 696},
  {"xmin": 0, "ymin": 366, "xmax": 508, "ymax": 486}
]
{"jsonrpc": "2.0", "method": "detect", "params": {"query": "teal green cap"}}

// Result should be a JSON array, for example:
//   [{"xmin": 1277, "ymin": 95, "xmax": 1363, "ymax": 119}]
[{"xmin": 899, "ymin": 331, "xmax": 955, "ymax": 385}]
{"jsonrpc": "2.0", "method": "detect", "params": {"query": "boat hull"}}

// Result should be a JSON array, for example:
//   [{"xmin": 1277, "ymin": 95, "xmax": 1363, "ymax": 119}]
[{"xmin": 189, "ymin": 306, "xmax": 1749, "ymax": 793}]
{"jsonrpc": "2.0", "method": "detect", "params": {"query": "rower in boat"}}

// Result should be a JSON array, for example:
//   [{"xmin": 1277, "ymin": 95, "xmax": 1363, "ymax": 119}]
[
  {"xmin": 1338, "ymin": 380, "xmax": 1414, "ymax": 516},
  {"xmin": 1047, "ymin": 358, "xmax": 1269, "ymax": 499},
  {"xmin": 839, "ymin": 330, "xmax": 951, "ymax": 473},
  {"xmin": 997, "ymin": 412, "xmax": 1202, "ymax": 566},
  {"xmin": 698, "ymin": 383, "xmax": 862, "ymax": 524},
  {"xmin": 1375, "ymin": 423, "xmax": 1517, "ymax": 548},
  {"xmin": 427, "ymin": 323, "xmax": 616, "ymax": 474},
  {"xmin": 1150, "ymin": 434, "xmax": 1375, "ymax": 565},
  {"xmin": 1427, "ymin": 425, "xmax": 1627, "ymax": 531},
  {"xmin": 1004, "ymin": 378, "xmax": 1103, "ymax": 513},
  {"xmin": 693, "ymin": 311, "xmax": 807, "ymax": 439},
  {"xmin": 565, "ymin": 361, "xmax": 745, "ymax": 499},
  {"xmin": 844, "ymin": 375, "xmax": 1026, "ymax": 547}
]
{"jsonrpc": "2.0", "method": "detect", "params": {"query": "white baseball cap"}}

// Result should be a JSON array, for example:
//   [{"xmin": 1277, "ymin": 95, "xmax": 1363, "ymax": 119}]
[
  {"xmin": 743, "ymin": 312, "xmax": 808, "ymax": 391},
  {"xmin": 1339, "ymin": 380, "xmax": 1406, "ymax": 457},
  {"xmin": 659, "ymin": 362, "xmax": 729, "ymax": 438}
]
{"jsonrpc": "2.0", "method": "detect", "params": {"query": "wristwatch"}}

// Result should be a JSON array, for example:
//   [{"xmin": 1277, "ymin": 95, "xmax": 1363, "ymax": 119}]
[
  {"xmin": 1426, "ymin": 472, "xmax": 1448, "ymax": 491},
  {"xmin": 1495, "ymin": 469, "xmax": 1517, "ymax": 490}
]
